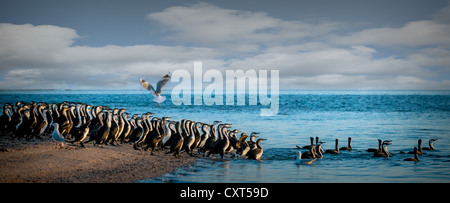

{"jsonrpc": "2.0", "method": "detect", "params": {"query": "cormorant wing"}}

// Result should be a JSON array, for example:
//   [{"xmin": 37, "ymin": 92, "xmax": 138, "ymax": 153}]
[
  {"xmin": 155, "ymin": 72, "xmax": 171, "ymax": 94},
  {"xmin": 139, "ymin": 77, "xmax": 156, "ymax": 94}
]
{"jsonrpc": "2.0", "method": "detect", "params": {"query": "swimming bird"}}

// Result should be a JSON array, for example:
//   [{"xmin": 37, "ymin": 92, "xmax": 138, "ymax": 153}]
[
  {"xmin": 367, "ymin": 139, "xmax": 382, "ymax": 152},
  {"xmin": 139, "ymin": 72, "xmax": 171, "ymax": 106},
  {"xmin": 325, "ymin": 139, "xmax": 339, "ymax": 154},
  {"xmin": 240, "ymin": 140, "xmax": 251, "ymax": 157},
  {"xmin": 248, "ymin": 132, "xmax": 260, "ymax": 150},
  {"xmin": 315, "ymin": 142, "xmax": 324, "ymax": 158},
  {"xmin": 301, "ymin": 145, "xmax": 316, "ymax": 159},
  {"xmin": 373, "ymin": 140, "xmax": 392, "ymax": 157},
  {"xmin": 404, "ymin": 147, "xmax": 419, "ymax": 162},
  {"xmin": 313, "ymin": 137, "xmax": 324, "ymax": 154},
  {"xmin": 51, "ymin": 123, "xmax": 66, "ymax": 149},
  {"xmin": 296, "ymin": 151, "xmax": 316, "ymax": 165},
  {"xmin": 301, "ymin": 137, "xmax": 315, "ymax": 149},
  {"xmin": 207, "ymin": 124, "xmax": 231, "ymax": 161},
  {"xmin": 339, "ymin": 137, "xmax": 352, "ymax": 151},
  {"xmin": 408, "ymin": 139, "xmax": 423, "ymax": 155},
  {"xmin": 296, "ymin": 151, "xmax": 302, "ymax": 164},
  {"xmin": 247, "ymin": 138, "xmax": 267, "ymax": 160},
  {"xmin": 422, "ymin": 139, "xmax": 438, "ymax": 151},
  {"xmin": 234, "ymin": 133, "xmax": 249, "ymax": 157}
]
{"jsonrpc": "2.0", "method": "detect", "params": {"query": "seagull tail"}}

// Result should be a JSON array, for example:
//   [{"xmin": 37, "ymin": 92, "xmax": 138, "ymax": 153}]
[{"xmin": 153, "ymin": 95, "xmax": 166, "ymax": 103}]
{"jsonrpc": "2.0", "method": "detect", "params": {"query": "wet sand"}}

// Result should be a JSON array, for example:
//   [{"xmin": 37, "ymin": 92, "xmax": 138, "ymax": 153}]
[{"xmin": 0, "ymin": 136, "xmax": 197, "ymax": 183}]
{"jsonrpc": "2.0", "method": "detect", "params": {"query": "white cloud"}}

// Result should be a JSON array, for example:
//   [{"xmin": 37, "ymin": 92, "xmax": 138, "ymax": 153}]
[
  {"xmin": 0, "ymin": 23, "xmax": 79, "ymax": 68},
  {"xmin": 0, "ymin": 23, "xmax": 218, "ymax": 89},
  {"xmin": 147, "ymin": 2, "xmax": 339, "ymax": 48},
  {"xmin": 228, "ymin": 44, "xmax": 422, "ymax": 77},
  {"xmin": 226, "ymin": 43, "xmax": 440, "ymax": 90},
  {"xmin": 331, "ymin": 20, "xmax": 450, "ymax": 46},
  {"xmin": 0, "ymin": 69, "xmax": 41, "ymax": 88},
  {"xmin": 408, "ymin": 47, "xmax": 450, "ymax": 68}
]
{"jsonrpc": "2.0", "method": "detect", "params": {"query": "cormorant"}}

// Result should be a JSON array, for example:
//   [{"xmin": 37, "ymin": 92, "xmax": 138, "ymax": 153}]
[
  {"xmin": 247, "ymin": 138, "xmax": 267, "ymax": 160},
  {"xmin": 339, "ymin": 137, "xmax": 352, "ymax": 151},
  {"xmin": 422, "ymin": 139, "xmax": 438, "ymax": 151}
]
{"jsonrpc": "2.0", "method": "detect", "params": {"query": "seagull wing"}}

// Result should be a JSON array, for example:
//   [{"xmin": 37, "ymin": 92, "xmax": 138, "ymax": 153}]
[
  {"xmin": 52, "ymin": 126, "xmax": 66, "ymax": 143},
  {"xmin": 139, "ymin": 77, "xmax": 155, "ymax": 94},
  {"xmin": 56, "ymin": 131, "xmax": 66, "ymax": 142},
  {"xmin": 155, "ymin": 73, "xmax": 171, "ymax": 95}
]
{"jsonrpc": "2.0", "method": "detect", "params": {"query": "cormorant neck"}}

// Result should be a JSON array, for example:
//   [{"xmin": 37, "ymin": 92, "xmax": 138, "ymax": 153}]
[
  {"xmin": 418, "ymin": 140, "xmax": 423, "ymax": 152},
  {"xmin": 382, "ymin": 144, "xmax": 390, "ymax": 157},
  {"xmin": 317, "ymin": 145, "xmax": 323, "ymax": 158},
  {"xmin": 311, "ymin": 146, "xmax": 316, "ymax": 159},
  {"xmin": 256, "ymin": 140, "xmax": 262, "ymax": 149}
]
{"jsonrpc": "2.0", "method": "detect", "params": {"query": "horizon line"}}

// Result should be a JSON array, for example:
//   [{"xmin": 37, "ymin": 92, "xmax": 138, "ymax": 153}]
[{"xmin": 1, "ymin": 89, "xmax": 449, "ymax": 91}]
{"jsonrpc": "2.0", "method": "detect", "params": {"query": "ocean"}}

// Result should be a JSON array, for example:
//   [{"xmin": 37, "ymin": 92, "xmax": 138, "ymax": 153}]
[{"xmin": 1, "ymin": 90, "xmax": 449, "ymax": 182}]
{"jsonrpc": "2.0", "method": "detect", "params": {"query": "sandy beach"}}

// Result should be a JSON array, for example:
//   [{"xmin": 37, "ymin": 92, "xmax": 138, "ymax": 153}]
[{"xmin": 0, "ymin": 135, "xmax": 197, "ymax": 183}]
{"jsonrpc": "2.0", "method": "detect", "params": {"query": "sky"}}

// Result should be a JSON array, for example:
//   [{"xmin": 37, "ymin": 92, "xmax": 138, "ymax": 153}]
[{"xmin": 0, "ymin": 0, "xmax": 450, "ymax": 90}]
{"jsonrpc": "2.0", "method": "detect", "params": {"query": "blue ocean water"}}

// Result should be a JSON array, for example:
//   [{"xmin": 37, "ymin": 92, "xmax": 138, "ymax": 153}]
[{"xmin": 1, "ymin": 90, "xmax": 449, "ymax": 182}]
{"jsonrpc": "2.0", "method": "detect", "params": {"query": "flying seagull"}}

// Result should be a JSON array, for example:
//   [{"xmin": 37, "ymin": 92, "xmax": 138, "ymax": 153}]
[{"xmin": 139, "ymin": 72, "xmax": 171, "ymax": 106}]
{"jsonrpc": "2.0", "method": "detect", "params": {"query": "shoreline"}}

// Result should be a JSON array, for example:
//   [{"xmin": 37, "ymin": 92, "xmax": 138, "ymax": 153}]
[{"xmin": 0, "ymin": 135, "xmax": 197, "ymax": 183}]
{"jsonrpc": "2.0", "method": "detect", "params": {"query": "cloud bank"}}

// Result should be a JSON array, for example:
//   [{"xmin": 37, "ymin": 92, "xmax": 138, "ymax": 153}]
[{"xmin": 1, "ymin": 2, "xmax": 449, "ymax": 90}]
